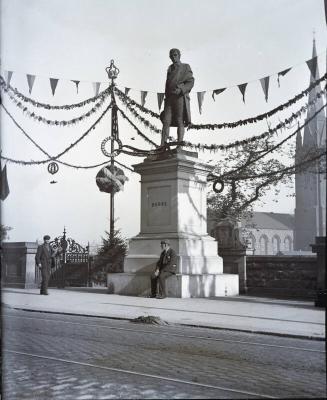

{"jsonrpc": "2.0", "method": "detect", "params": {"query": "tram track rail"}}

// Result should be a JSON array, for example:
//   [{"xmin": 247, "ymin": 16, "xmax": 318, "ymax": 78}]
[
  {"xmin": 3, "ymin": 313, "xmax": 325, "ymax": 354},
  {"xmin": 4, "ymin": 349, "xmax": 277, "ymax": 399}
]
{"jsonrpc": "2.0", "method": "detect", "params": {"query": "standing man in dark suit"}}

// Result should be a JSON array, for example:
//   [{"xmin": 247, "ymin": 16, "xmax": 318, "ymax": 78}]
[
  {"xmin": 150, "ymin": 240, "xmax": 177, "ymax": 299},
  {"xmin": 35, "ymin": 235, "xmax": 56, "ymax": 295},
  {"xmin": 161, "ymin": 48, "xmax": 194, "ymax": 147}
]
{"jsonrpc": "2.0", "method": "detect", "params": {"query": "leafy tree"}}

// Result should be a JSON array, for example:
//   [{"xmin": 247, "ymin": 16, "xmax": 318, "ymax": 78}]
[{"xmin": 207, "ymin": 134, "xmax": 326, "ymax": 225}]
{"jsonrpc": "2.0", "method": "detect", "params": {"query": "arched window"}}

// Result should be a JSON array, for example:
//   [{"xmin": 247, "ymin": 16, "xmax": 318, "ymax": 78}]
[
  {"xmin": 247, "ymin": 233, "xmax": 256, "ymax": 252},
  {"xmin": 284, "ymin": 236, "xmax": 292, "ymax": 252},
  {"xmin": 259, "ymin": 235, "xmax": 268, "ymax": 255},
  {"xmin": 272, "ymin": 235, "xmax": 281, "ymax": 254}
]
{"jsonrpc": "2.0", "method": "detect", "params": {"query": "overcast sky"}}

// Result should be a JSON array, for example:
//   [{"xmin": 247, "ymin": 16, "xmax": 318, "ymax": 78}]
[{"xmin": 1, "ymin": 0, "xmax": 326, "ymax": 246}]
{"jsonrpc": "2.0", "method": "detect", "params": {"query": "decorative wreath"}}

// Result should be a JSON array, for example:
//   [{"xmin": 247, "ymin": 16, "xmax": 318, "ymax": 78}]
[{"xmin": 96, "ymin": 164, "xmax": 128, "ymax": 194}]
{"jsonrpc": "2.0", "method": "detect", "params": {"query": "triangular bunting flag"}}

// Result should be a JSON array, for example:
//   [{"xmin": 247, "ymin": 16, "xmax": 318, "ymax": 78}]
[
  {"xmin": 0, "ymin": 162, "xmax": 10, "ymax": 201},
  {"xmin": 197, "ymin": 91, "xmax": 206, "ymax": 114},
  {"xmin": 4, "ymin": 70, "xmax": 13, "ymax": 86},
  {"xmin": 72, "ymin": 80, "xmax": 80, "ymax": 94},
  {"xmin": 157, "ymin": 93, "xmax": 164, "ymax": 111},
  {"xmin": 26, "ymin": 74, "xmax": 36, "ymax": 94},
  {"xmin": 306, "ymin": 56, "xmax": 318, "ymax": 79},
  {"xmin": 238, "ymin": 83, "xmax": 248, "ymax": 103},
  {"xmin": 49, "ymin": 78, "xmax": 59, "ymax": 96},
  {"xmin": 141, "ymin": 91, "xmax": 148, "ymax": 106},
  {"xmin": 124, "ymin": 87, "xmax": 130, "ymax": 96},
  {"xmin": 92, "ymin": 82, "xmax": 101, "ymax": 96},
  {"xmin": 212, "ymin": 88, "xmax": 226, "ymax": 101},
  {"xmin": 259, "ymin": 76, "xmax": 270, "ymax": 102},
  {"xmin": 277, "ymin": 67, "xmax": 292, "ymax": 87}
]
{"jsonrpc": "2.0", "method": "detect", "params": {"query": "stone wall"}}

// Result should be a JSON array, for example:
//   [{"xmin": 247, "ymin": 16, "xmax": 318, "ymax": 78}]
[{"xmin": 246, "ymin": 255, "xmax": 317, "ymax": 299}]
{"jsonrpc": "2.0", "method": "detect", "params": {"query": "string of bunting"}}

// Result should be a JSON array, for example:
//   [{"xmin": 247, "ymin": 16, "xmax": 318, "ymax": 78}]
[
  {"xmin": 1, "ymin": 49, "xmax": 325, "ymax": 113},
  {"xmin": 116, "ymin": 106, "xmax": 158, "ymax": 148},
  {"xmin": 188, "ymin": 73, "xmax": 327, "ymax": 131},
  {"xmin": 1, "ymin": 101, "xmax": 113, "ymax": 161},
  {"xmin": 115, "ymin": 50, "xmax": 326, "ymax": 111},
  {"xmin": 1, "ymin": 87, "xmax": 110, "ymax": 126},
  {"xmin": 114, "ymin": 73, "xmax": 326, "ymax": 131},
  {"xmin": 0, "ymin": 75, "xmax": 111, "ymax": 110}
]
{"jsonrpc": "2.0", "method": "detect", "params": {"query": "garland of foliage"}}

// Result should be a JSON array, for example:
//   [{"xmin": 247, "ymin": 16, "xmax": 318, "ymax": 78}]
[
  {"xmin": 116, "ymin": 106, "xmax": 158, "ymax": 147},
  {"xmin": 217, "ymin": 103, "xmax": 326, "ymax": 180},
  {"xmin": 189, "ymin": 73, "xmax": 326, "ymax": 130},
  {"xmin": 116, "ymin": 95, "xmax": 161, "ymax": 134},
  {"xmin": 182, "ymin": 93, "xmax": 325, "ymax": 152},
  {"xmin": 1, "ymin": 88, "xmax": 109, "ymax": 126},
  {"xmin": 0, "ymin": 75, "xmax": 111, "ymax": 110},
  {"xmin": 114, "ymin": 86, "xmax": 160, "ymax": 118},
  {"xmin": 1, "ymin": 101, "xmax": 113, "ymax": 162}
]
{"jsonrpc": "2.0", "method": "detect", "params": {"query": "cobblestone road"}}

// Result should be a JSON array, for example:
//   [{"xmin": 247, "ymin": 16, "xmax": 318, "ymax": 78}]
[{"xmin": 2, "ymin": 308, "xmax": 326, "ymax": 399}]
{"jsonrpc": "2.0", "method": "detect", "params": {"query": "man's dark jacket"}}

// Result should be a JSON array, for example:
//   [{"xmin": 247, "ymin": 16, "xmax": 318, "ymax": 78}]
[{"xmin": 157, "ymin": 248, "xmax": 177, "ymax": 273}]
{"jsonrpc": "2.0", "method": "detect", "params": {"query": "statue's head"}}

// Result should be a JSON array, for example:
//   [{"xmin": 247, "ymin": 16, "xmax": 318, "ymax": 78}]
[{"xmin": 169, "ymin": 48, "xmax": 181, "ymax": 63}]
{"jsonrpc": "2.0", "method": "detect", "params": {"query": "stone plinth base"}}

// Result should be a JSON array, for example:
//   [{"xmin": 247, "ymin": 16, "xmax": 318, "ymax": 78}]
[
  {"xmin": 107, "ymin": 272, "xmax": 239, "ymax": 298},
  {"xmin": 124, "ymin": 235, "xmax": 223, "ymax": 275}
]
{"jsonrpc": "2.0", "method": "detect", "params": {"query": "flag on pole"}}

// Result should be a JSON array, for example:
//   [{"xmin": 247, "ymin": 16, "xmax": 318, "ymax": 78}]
[
  {"xmin": 72, "ymin": 80, "xmax": 80, "ymax": 94},
  {"xmin": 212, "ymin": 88, "xmax": 226, "ymax": 101},
  {"xmin": 92, "ymin": 82, "xmax": 101, "ymax": 96},
  {"xmin": 26, "ymin": 74, "xmax": 36, "ymax": 94},
  {"xmin": 277, "ymin": 67, "xmax": 292, "ymax": 87},
  {"xmin": 141, "ymin": 91, "xmax": 148, "ymax": 106},
  {"xmin": 4, "ymin": 70, "xmax": 13, "ymax": 86},
  {"xmin": 0, "ymin": 162, "xmax": 10, "ymax": 201},
  {"xmin": 260, "ymin": 76, "xmax": 270, "ymax": 102},
  {"xmin": 157, "ymin": 93, "xmax": 164, "ymax": 111},
  {"xmin": 238, "ymin": 83, "xmax": 248, "ymax": 103},
  {"xmin": 49, "ymin": 78, "xmax": 59, "ymax": 96},
  {"xmin": 197, "ymin": 91, "xmax": 206, "ymax": 114}
]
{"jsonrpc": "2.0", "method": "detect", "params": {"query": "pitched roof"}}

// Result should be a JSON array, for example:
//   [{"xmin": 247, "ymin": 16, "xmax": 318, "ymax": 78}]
[{"xmin": 242, "ymin": 212, "xmax": 294, "ymax": 230}]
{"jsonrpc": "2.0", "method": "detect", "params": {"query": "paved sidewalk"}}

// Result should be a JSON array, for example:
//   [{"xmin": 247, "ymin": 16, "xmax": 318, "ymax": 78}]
[{"xmin": 2, "ymin": 288, "xmax": 325, "ymax": 340}]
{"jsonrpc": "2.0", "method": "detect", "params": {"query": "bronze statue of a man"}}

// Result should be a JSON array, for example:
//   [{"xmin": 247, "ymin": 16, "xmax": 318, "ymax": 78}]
[{"xmin": 160, "ymin": 48, "xmax": 194, "ymax": 146}]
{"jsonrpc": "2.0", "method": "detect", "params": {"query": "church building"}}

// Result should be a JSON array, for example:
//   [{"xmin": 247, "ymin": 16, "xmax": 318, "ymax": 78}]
[{"xmin": 242, "ymin": 39, "xmax": 326, "ymax": 254}]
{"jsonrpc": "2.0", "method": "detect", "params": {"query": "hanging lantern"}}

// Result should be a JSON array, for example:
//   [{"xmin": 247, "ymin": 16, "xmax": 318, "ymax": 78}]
[
  {"xmin": 96, "ymin": 165, "xmax": 128, "ymax": 194},
  {"xmin": 48, "ymin": 162, "xmax": 59, "ymax": 175}
]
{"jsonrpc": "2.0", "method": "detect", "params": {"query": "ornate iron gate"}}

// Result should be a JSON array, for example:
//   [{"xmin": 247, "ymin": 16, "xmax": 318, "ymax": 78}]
[{"xmin": 49, "ymin": 228, "xmax": 90, "ymax": 287}]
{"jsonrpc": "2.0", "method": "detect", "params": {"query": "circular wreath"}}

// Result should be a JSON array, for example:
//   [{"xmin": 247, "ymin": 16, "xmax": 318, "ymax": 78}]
[
  {"xmin": 101, "ymin": 136, "xmax": 122, "ymax": 158},
  {"xmin": 96, "ymin": 164, "xmax": 128, "ymax": 194}
]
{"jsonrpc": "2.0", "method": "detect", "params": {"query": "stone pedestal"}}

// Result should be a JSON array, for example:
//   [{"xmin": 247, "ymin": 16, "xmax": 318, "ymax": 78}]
[
  {"xmin": 1, "ymin": 242, "xmax": 39, "ymax": 288},
  {"xmin": 212, "ymin": 219, "xmax": 247, "ymax": 294},
  {"xmin": 108, "ymin": 150, "xmax": 239, "ymax": 298}
]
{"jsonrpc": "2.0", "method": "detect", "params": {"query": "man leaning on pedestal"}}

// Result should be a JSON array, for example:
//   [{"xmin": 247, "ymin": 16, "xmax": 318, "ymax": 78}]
[
  {"xmin": 35, "ymin": 235, "xmax": 57, "ymax": 295},
  {"xmin": 150, "ymin": 240, "xmax": 177, "ymax": 299}
]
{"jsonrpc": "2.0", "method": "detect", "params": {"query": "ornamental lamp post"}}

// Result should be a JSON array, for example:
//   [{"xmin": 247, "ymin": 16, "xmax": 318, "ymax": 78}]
[{"xmin": 105, "ymin": 60, "xmax": 120, "ymax": 244}]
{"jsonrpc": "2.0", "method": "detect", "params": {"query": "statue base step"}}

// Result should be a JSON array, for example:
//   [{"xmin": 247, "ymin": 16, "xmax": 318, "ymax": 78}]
[{"xmin": 107, "ymin": 272, "xmax": 239, "ymax": 298}]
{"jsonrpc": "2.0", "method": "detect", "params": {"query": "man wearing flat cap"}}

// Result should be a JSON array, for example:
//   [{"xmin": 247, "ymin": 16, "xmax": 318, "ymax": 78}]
[
  {"xmin": 35, "ymin": 235, "xmax": 57, "ymax": 295},
  {"xmin": 150, "ymin": 240, "xmax": 177, "ymax": 299}
]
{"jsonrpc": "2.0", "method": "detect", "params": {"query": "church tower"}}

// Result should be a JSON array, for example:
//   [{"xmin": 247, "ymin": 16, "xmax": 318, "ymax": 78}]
[{"xmin": 294, "ymin": 39, "xmax": 326, "ymax": 250}]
